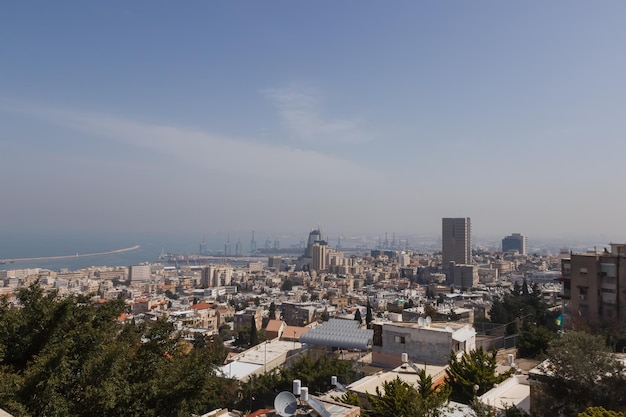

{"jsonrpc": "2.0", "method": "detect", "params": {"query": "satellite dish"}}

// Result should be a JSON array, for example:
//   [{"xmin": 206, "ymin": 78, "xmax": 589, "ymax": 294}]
[
  {"xmin": 425, "ymin": 316, "xmax": 432, "ymax": 326},
  {"xmin": 445, "ymin": 326, "xmax": 453, "ymax": 333},
  {"xmin": 274, "ymin": 391, "xmax": 298, "ymax": 417},
  {"xmin": 418, "ymin": 317, "xmax": 425, "ymax": 326}
]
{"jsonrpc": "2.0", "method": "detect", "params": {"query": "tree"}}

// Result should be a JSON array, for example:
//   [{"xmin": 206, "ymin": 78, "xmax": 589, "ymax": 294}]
[
  {"xmin": 366, "ymin": 377, "xmax": 420, "ymax": 417},
  {"xmin": 364, "ymin": 373, "xmax": 450, "ymax": 417},
  {"xmin": 444, "ymin": 347, "xmax": 512, "ymax": 404},
  {"xmin": 281, "ymin": 279, "xmax": 294, "ymax": 291},
  {"xmin": 533, "ymin": 331, "xmax": 626, "ymax": 416},
  {"xmin": 268, "ymin": 301, "xmax": 277, "ymax": 319},
  {"xmin": 321, "ymin": 307, "xmax": 330, "ymax": 322},
  {"xmin": 366, "ymin": 299, "xmax": 373, "ymax": 327},
  {"xmin": 578, "ymin": 406, "xmax": 626, "ymax": 417},
  {"xmin": 0, "ymin": 283, "xmax": 239, "ymax": 417},
  {"xmin": 240, "ymin": 353, "xmax": 359, "ymax": 412},
  {"xmin": 424, "ymin": 304, "xmax": 437, "ymax": 319},
  {"xmin": 354, "ymin": 309, "xmax": 362, "ymax": 324},
  {"xmin": 250, "ymin": 318, "xmax": 259, "ymax": 346}
]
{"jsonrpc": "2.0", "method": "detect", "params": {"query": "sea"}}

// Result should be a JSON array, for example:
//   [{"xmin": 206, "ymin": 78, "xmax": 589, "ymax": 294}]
[{"xmin": 0, "ymin": 233, "xmax": 223, "ymax": 272}]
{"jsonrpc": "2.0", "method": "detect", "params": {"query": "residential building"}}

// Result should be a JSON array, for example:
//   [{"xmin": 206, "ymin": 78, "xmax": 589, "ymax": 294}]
[
  {"xmin": 201, "ymin": 265, "xmax": 233, "ymax": 287},
  {"xmin": 312, "ymin": 241, "xmax": 329, "ymax": 272},
  {"xmin": 442, "ymin": 218, "xmax": 472, "ymax": 268},
  {"xmin": 371, "ymin": 321, "xmax": 476, "ymax": 367},
  {"xmin": 561, "ymin": 243, "xmax": 626, "ymax": 327}
]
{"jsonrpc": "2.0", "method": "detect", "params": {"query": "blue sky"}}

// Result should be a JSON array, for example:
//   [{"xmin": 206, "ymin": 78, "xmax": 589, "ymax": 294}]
[{"xmin": 2, "ymin": 1, "xmax": 626, "ymax": 243}]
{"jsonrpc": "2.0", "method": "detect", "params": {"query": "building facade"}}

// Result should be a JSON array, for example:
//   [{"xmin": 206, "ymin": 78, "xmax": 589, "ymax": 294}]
[
  {"xmin": 561, "ymin": 243, "xmax": 626, "ymax": 327},
  {"xmin": 502, "ymin": 233, "xmax": 528, "ymax": 255},
  {"xmin": 442, "ymin": 218, "xmax": 472, "ymax": 267}
]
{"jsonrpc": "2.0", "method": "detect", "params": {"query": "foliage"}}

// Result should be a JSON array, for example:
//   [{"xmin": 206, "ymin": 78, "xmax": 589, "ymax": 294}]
[
  {"xmin": 364, "ymin": 372, "xmax": 450, "ymax": 417},
  {"xmin": 354, "ymin": 309, "xmax": 362, "ymax": 324},
  {"xmin": 578, "ymin": 406, "xmax": 626, "ymax": 417},
  {"xmin": 444, "ymin": 347, "xmax": 512, "ymax": 404},
  {"xmin": 0, "ymin": 283, "xmax": 236, "ymax": 417},
  {"xmin": 501, "ymin": 404, "xmax": 530, "ymax": 417},
  {"xmin": 268, "ymin": 301, "xmax": 276, "ymax": 319},
  {"xmin": 239, "ymin": 353, "xmax": 359, "ymax": 411},
  {"xmin": 321, "ymin": 307, "xmax": 330, "ymax": 322},
  {"xmin": 517, "ymin": 322, "xmax": 556, "ymax": 358},
  {"xmin": 489, "ymin": 280, "xmax": 560, "ymax": 358},
  {"xmin": 534, "ymin": 331, "xmax": 626, "ymax": 416},
  {"xmin": 424, "ymin": 304, "xmax": 437, "ymax": 319},
  {"xmin": 281, "ymin": 279, "xmax": 294, "ymax": 291},
  {"xmin": 366, "ymin": 299, "xmax": 373, "ymax": 327},
  {"xmin": 234, "ymin": 323, "xmax": 265, "ymax": 348}
]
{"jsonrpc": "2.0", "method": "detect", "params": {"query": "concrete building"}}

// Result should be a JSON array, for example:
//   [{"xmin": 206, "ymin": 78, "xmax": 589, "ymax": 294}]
[
  {"xmin": 442, "ymin": 218, "xmax": 472, "ymax": 268},
  {"xmin": 371, "ymin": 321, "xmax": 476, "ymax": 367},
  {"xmin": 561, "ymin": 243, "xmax": 626, "ymax": 327},
  {"xmin": 268, "ymin": 256, "xmax": 282, "ymax": 269},
  {"xmin": 452, "ymin": 264, "xmax": 478, "ymax": 289},
  {"xmin": 201, "ymin": 265, "xmax": 233, "ymax": 288},
  {"xmin": 233, "ymin": 306, "xmax": 263, "ymax": 333},
  {"xmin": 312, "ymin": 242, "xmax": 329, "ymax": 272},
  {"xmin": 502, "ymin": 233, "xmax": 528, "ymax": 255},
  {"xmin": 129, "ymin": 264, "xmax": 151, "ymax": 283}
]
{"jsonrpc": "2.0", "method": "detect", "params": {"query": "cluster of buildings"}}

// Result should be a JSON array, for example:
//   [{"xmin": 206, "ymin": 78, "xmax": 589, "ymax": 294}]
[{"xmin": 3, "ymin": 219, "xmax": 626, "ymax": 416}]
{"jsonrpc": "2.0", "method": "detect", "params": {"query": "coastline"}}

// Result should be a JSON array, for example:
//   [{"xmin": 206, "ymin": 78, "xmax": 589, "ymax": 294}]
[{"xmin": 0, "ymin": 245, "xmax": 141, "ymax": 264}]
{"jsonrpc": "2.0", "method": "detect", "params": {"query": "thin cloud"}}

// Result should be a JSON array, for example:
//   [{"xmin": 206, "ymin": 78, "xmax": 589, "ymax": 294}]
[
  {"xmin": 0, "ymin": 97, "xmax": 381, "ymax": 185},
  {"xmin": 264, "ymin": 85, "xmax": 372, "ymax": 144}
]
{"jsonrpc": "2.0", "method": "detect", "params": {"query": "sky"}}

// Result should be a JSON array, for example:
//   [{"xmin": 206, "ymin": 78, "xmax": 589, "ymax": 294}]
[{"xmin": 2, "ymin": 1, "xmax": 626, "ymax": 245}]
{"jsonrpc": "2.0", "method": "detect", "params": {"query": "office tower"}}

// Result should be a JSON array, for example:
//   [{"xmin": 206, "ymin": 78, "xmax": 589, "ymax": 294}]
[
  {"xmin": 502, "ymin": 233, "xmax": 528, "ymax": 255},
  {"xmin": 442, "ymin": 218, "xmax": 472, "ymax": 267},
  {"xmin": 561, "ymin": 243, "xmax": 626, "ymax": 327}
]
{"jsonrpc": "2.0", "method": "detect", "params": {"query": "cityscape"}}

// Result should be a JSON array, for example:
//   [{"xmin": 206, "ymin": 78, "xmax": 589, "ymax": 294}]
[
  {"xmin": 3, "ymin": 2, "xmax": 626, "ymax": 417},
  {"xmin": 2, "ymin": 219, "xmax": 626, "ymax": 416}
]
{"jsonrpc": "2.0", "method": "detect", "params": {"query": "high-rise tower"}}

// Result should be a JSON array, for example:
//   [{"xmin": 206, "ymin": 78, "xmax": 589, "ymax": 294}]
[
  {"xmin": 502, "ymin": 233, "xmax": 527, "ymax": 255},
  {"xmin": 442, "ymin": 218, "xmax": 472, "ymax": 267}
]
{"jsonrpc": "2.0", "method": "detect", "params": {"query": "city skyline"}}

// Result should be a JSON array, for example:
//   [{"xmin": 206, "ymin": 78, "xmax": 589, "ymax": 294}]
[{"xmin": 3, "ymin": 2, "xmax": 626, "ymax": 240}]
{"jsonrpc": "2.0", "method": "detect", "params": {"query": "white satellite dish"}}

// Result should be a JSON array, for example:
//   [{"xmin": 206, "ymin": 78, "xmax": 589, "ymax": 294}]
[
  {"xmin": 418, "ymin": 317, "xmax": 425, "ymax": 326},
  {"xmin": 425, "ymin": 316, "xmax": 432, "ymax": 326},
  {"xmin": 444, "ymin": 326, "xmax": 453, "ymax": 333},
  {"xmin": 274, "ymin": 391, "xmax": 298, "ymax": 417}
]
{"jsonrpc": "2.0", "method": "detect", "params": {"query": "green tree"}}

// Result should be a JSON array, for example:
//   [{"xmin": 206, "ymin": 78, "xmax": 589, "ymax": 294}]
[
  {"xmin": 578, "ymin": 406, "xmax": 626, "ymax": 417},
  {"xmin": 444, "ymin": 347, "xmax": 512, "ymax": 404},
  {"xmin": 364, "ymin": 372, "xmax": 450, "ymax": 417},
  {"xmin": 354, "ymin": 309, "xmax": 362, "ymax": 324},
  {"xmin": 534, "ymin": 331, "xmax": 626, "ymax": 416},
  {"xmin": 366, "ymin": 299, "xmax": 373, "ymax": 327},
  {"xmin": 268, "ymin": 301, "xmax": 277, "ymax": 319},
  {"xmin": 250, "ymin": 318, "xmax": 259, "ymax": 346},
  {"xmin": 0, "ymin": 283, "xmax": 238, "ymax": 417},
  {"xmin": 281, "ymin": 279, "xmax": 294, "ymax": 291},
  {"xmin": 321, "ymin": 307, "xmax": 330, "ymax": 322}
]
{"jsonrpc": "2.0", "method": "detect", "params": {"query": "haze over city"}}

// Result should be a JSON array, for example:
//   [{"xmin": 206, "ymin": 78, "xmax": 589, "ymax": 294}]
[{"xmin": 2, "ymin": 2, "xmax": 626, "ymax": 244}]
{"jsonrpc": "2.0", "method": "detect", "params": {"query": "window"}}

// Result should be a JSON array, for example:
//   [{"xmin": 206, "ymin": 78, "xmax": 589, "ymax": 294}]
[
  {"xmin": 394, "ymin": 335, "xmax": 406, "ymax": 344},
  {"xmin": 579, "ymin": 267, "xmax": 588, "ymax": 275},
  {"xmin": 600, "ymin": 263, "xmax": 617, "ymax": 278},
  {"xmin": 579, "ymin": 287, "xmax": 588, "ymax": 301}
]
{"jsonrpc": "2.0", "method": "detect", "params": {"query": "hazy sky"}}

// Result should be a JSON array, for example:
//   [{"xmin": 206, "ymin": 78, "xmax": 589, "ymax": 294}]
[{"xmin": 2, "ymin": 1, "xmax": 626, "ymax": 242}]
